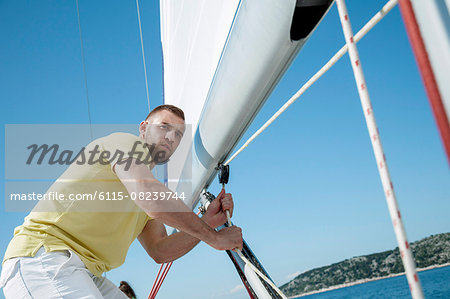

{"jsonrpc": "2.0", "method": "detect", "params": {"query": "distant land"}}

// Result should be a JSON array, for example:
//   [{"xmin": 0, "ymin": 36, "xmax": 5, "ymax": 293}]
[{"xmin": 280, "ymin": 232, "xmax": 450, "ymax": 297}]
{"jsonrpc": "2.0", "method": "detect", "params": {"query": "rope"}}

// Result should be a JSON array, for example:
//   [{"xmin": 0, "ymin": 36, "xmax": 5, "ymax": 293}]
[
  {"xmin": 75, "ymin": 0, "xmax": 94, "ymax": 140},
  {"xmin": 155, "ymin": 263, "xmax": 172, "ymax": 296},
  {"xmin": 335, "ymin": 0, "xmax": 424, "ymax": 298},
  {"xmin": 147, "ymin": 210, "xmax": 202, "ymax": 299},
  {"xmin": 148, "ymin": 269, "xmax": 161, "ymax": 298},
  {"xmin": 224, "ymin": 0, "xmax": 398, "ymax": 166},
  {"xmin": 135, "ymin": 0, "xmax": 151, "ymax": 112},
  {"xmin": 148, "ymin": 262, "xmax": 172, "ymax": 299},
  {"xmin": 148, "ymin": 264, "xmax": 164, "ymax": 299},
  {"xmin": 225, "ymin": 211, "xmax": 287, "ymax": 299}
]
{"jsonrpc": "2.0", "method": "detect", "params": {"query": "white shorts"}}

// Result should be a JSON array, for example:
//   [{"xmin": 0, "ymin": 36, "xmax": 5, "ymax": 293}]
[{"xmin": 0, "ymin": 247, "xmax": 129, "ymax": 299}]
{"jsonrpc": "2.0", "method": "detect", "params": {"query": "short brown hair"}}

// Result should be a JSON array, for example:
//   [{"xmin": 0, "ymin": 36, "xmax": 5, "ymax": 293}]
[
  {"xmin": 145, "ymin": 104, "xmax": 185, "ymax": 121},
  {"xmin": 119, "ymin": 281, "xmax": 136, "ymax": 298}
]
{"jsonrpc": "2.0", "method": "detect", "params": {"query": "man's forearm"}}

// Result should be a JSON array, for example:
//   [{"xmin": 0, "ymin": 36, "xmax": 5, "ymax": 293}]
[
  {"xmin": 153, "ymin": 231, "xmax": 201, "ymax": 263},
  {"xmin": 151, "ymin": 214, "xmax": 218, "ymax": 263},
  {"xmin": 133, "ymin": 180, "xmax": 217, "ymax": 246}
]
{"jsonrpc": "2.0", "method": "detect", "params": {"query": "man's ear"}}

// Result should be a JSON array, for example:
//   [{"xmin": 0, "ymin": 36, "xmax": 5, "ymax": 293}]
[{"xmin": 139, "ymin": 121, "xmax": 148, "ymax": 136}]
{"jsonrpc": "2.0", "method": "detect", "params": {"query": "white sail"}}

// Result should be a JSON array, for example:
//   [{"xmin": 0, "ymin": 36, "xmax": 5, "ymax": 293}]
[
  {"xmin": 160, "ymin": 0, "xmax": 240, "ymax": 192},
  {"xmin": 161, "ymin": 0, "xmax": 333, "ymax": 210},
  {"xmin": 160, "ymin": 0, "xmax": 240, "ymax": 133},
  {"xmin": 159, "ymin": 1, "xmax": 333, "ymax": 297}
]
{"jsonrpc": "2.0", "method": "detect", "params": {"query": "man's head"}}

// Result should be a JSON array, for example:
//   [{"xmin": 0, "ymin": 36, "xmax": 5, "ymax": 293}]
[
  {"xmin": 119, "ymin": 281, "xmax": 136, "ymax": 299},
  {"xmin": 139, "ymin": 104, "xmax": 185, "ymax": 164}
]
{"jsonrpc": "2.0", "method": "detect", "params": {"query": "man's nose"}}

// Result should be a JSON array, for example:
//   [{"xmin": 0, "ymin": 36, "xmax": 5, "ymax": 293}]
[{"xmin": 165, "ymin": 130, "xmax": 176, "ymax": 143}]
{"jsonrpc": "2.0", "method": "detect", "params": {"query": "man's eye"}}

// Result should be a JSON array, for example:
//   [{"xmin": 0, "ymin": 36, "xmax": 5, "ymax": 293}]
[
  {"xmin": 159, "ymin": 125, "xmax": 168, "ymax": 130},
  {"xmin": 176, "ymin": 132, "xmax": 183, "ymax": 138}
]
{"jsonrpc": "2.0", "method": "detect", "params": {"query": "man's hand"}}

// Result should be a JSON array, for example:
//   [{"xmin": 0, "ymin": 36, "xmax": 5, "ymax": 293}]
[
  {"xmin": 210, "ymin": 226, "xmax": 243, "ymax": 251},
  {"xmin": 202, "ymin": 189, "xmax": 234, "ymax": 229},
  {"xmin": 202, "ymin": 189, "xmax": 242, "ymax": 251}
]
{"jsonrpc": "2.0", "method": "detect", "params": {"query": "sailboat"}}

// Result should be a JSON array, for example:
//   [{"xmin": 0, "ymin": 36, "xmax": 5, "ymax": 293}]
[
  {"xmin": 2, "ymin": 0, "xmax": 446, "ymax": 298},
  {"xmin": 153, "ymin": 0, "xmax": 449, "ymax": 298},
  {"xmin": 159, "ymin": 1, "xmax": 334, "ymax": 298}
]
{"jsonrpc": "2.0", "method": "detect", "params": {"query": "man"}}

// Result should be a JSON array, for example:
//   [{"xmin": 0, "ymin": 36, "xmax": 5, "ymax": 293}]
[{"xmin": 0, "ymin": 105, "xmax": 243, "ymax": 298}]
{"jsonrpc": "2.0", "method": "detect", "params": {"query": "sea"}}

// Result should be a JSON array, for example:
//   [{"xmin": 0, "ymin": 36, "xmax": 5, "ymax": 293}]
[{"xmin": 295, "ymin": 265, "xmax": 450, "ymax": 299}]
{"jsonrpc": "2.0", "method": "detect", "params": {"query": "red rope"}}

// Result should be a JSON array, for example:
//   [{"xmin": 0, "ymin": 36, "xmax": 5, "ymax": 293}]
[
  {"xmin": 148, "ymin": 210, "xmax": 202, "ymax": 298},
  {"xmin": 148, "ymin": 263, "xmax": 164, "ymax": 299},
  {"xmin": 398, "ymin": 0, "xmax": 450, "ymax": 163},
  {"xmin": 153, "ymin": 262, "xmax": 173, "ymax": 297}
]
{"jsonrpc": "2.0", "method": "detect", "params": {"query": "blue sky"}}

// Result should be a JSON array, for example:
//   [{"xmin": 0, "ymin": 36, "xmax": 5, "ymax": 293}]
[{"xmin": 1, "ymin": 1, "xmax": 449, "ymax": 298}]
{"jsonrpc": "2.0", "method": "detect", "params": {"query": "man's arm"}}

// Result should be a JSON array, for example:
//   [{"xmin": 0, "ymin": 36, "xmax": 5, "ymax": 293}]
[
  {"xmin": 138, "ymin": 189, "xmax": 235, "ymax": 263},
  {"xmin": 115, "ymin": 159, "xmax": 242, "ymax": 251},
  {"xmin": 138, "ymin": 220, "xmax": 201, "ymax": 264}
]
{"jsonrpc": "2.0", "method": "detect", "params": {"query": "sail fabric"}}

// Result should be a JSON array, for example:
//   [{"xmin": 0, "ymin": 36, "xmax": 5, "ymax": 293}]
[
  {"xmin": 161, "ymin": 0, "xmax": 306, "ymax": 203},
  {"xmin": 158, "ymin": 1, "xmax": 333, "ymax": 297},
  {"xmin": 160, "ymin": 0, "xmax": 240, "ymax": 133},
  {"xmin": 160, "ymin": 0, "xmax": 240, "ymax": 192},
  {"xmin": 160, "ymin": 0, "xmax": 333, "ymax": 206}
]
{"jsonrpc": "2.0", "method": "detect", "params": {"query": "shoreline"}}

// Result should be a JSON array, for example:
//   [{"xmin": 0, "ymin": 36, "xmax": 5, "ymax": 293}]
[{"xmin": 289, "ymin": 263, "xmax": 450, "ymax": 298}]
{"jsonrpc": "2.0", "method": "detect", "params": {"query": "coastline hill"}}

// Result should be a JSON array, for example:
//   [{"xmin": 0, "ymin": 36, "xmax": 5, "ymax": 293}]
[{"xmin": 280, "ymin": 233, "xmax": 450, "ymax": 296}]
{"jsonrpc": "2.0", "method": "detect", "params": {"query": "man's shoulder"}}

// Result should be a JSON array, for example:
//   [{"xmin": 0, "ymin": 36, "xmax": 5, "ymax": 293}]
[
  {"xmin": 102, "ymin": 132, "xmax": 140, "ymax": 143},
  {"xmin": 99, "ymin": 132, "xmax": 150, "ymax": 166},
  {"xmin": 97, "ymin": 132, "xmax": 144, "ymax": 149}
]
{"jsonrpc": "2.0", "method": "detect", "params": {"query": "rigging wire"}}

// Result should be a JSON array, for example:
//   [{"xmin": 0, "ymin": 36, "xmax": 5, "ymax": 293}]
[
  {"xmin": 135, "ymin": 0, "xmax": 151, "ymax": 112},
  {"xmin": 224, "ymin": 0, "xmax": 398, "ymax": 166},
  {"xmin": 225, "ymin": 211, "xmax": 287, "ymax": 299},
  {"xmin": 75, "ymin": 0, "xmax": 94, "ymax": 140}
]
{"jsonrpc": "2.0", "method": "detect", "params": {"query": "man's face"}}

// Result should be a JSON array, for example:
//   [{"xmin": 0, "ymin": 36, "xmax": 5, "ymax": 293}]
[{"xmin": 140, "ymin": 110, "xmax": 185, "ymax": 164}]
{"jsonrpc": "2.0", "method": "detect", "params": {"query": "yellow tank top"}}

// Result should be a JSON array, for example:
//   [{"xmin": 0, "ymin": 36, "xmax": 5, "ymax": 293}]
[{"xmin": 3, "ymin": 132, "xmax": 152, "ymax": 277}]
